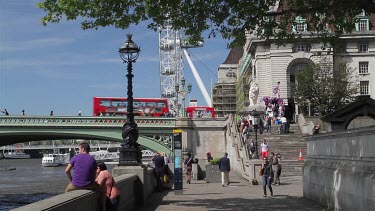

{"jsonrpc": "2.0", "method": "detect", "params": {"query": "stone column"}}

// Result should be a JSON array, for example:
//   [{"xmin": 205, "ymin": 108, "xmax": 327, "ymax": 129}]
[{"xmin": 112, "ymin": 166, "xmax": 147, "ymax": 206}]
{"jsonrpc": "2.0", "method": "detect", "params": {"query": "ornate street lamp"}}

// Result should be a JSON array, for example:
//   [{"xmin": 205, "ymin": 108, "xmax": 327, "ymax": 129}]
[
  {"xmin": 251, "ymin": 110, "xmax": 260, "ymax": 159},
  {"xmin": 187, "ymin": 83, "xmax": 192, "ymax": 93},
  {"xmin": 175, "ymin": 84, "xmax": 180, "ymax": 117},
  {"xmin": 118, "ymin": 34, "xmax": 141, "ymax": 166},
  {"xmin": 175, "ymin": 77, "xmax": 192, "ymax": 117}
]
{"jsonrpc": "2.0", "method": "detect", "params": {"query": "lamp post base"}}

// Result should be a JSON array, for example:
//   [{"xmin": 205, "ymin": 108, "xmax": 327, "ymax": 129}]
[{"xmin": 118, "ymin": 146, "xmax": 142, "ymax": 166}]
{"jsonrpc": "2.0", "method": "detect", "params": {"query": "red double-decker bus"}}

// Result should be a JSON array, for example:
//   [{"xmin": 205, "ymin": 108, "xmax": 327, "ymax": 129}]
[
  {"xmin": 93, "ymin": 97, "xmax": 170, "ymax": 117},
  {"xmin": 185, "ymin": 106, "xmax": 215, "ymax": 118}
]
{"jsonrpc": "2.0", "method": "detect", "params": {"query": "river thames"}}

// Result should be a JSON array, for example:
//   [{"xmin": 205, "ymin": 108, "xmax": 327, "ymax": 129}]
[
  {"xmin": 0, "ymin": 159, "xmax": 67, "ymax": 210},
  {"xmin": 0, "ymin": 159, "xmax": 116, "ymax": 210}
]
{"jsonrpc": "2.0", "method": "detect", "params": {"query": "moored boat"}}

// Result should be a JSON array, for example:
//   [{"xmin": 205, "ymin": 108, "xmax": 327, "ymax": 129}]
[
  {"xmin": 4, "ymin": 151, "xmax": 31, "ymax": 159},
  {"xmin": 42, "ymin": 153, "xmax": 69, "ymax": 167}
]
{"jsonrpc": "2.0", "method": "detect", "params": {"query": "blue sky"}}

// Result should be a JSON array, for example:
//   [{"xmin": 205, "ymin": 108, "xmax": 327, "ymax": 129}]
[{"xmin": 0, "ymin": 0, "xmax": 231, "ymax": 116}]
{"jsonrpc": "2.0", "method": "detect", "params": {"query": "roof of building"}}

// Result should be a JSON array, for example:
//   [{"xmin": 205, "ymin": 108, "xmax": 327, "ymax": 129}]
[{"xmin": 223, "ymin": 47, "xmax": 243, "ymax": 64}]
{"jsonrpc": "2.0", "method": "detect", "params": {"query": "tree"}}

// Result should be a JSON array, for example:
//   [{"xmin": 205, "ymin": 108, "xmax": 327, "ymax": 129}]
[
  {"xmin": 293, "ymin": 60, "xmax": 359, "ymax": 115},
  {"xmin": 37, "ymin": 0, "xmax": 375, "ymax": 46}
]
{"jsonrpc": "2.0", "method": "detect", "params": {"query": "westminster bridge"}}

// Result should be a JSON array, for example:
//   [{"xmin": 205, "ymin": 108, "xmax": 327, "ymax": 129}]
[{"xmin": 0, "ymin": 115, "xmax": 227, "ymax": 156}]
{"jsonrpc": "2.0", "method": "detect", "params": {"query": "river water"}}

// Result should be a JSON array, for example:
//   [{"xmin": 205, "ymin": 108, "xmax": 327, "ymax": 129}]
[
  {"xmin": 0, "ymin": 159, "xmax": 67, "ymax": 210},
  {"xmin": 0, "ymin": 159, "xmax": 116, "ymax": 211}
]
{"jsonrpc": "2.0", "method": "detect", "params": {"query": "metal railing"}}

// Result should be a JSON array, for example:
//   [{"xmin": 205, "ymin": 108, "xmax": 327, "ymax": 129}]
[{"xmin": 0, "ymin": 116, "xmax": 176, "ymax": 128}]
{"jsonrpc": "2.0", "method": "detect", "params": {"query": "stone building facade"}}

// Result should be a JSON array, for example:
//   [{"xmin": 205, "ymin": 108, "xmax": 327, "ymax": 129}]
[{"xmin": 236, "ymin": 11, "xmax": 375, "ymax": 116}]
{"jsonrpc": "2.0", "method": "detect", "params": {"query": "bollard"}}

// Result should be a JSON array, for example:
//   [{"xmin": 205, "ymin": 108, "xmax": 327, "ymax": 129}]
[{"xmin": 192, "ymin": 163, "xmax": 198, "ymax": 180}]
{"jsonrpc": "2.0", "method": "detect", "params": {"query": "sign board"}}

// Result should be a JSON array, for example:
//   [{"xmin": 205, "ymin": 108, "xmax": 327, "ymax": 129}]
[
  {"xmin": 189, "ymin": 99, "xmax": 198, "ymax": 107},
  {"xmin": 173, "ymin": 129, "xmax": 183, "ymax": 195}
]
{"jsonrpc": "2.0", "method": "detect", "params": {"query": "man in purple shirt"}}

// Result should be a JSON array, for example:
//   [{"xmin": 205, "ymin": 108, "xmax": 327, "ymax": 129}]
[{"xmin": 65, "ymin": 142, "xmax": 105, "ymax": 210}]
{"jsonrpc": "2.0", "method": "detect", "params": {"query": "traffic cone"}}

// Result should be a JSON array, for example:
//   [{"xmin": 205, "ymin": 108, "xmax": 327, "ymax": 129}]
[{"xmin": 298, "ymin": 149, "xmax": 303, "ymax": 161}]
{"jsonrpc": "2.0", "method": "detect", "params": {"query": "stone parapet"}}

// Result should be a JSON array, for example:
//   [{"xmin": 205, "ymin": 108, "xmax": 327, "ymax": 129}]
[
  {"xmin": 303, "ymin": 125, "xmax": 375, "ymax": 210},
  {"xmin": 11, "ymin": 174, "xmax": 138, "ymax": 211}
]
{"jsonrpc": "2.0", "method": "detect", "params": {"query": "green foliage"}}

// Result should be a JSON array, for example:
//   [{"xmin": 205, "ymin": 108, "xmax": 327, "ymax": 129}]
[
  {"xmin": 294, "ymin": 59, "xmax": 359, "ymax": 115},
  {"xmin": 211, "ymin": 157, "xmax": 220, "ymax": 165},
  {"xmin": 36, "ymin": 0, "xmax": 374, "ymax": 47}
]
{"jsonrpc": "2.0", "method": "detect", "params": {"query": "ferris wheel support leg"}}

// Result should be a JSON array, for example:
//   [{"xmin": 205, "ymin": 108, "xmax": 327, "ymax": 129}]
[{"xmin": 183, "ymin": 49, "xmax": 212, "ymax": 106}]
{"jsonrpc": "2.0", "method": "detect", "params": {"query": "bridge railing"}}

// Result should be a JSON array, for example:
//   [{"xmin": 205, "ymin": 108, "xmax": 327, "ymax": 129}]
[{"xmin": 0, "ymin": 116, "xmax": 176, "ymax": 128}]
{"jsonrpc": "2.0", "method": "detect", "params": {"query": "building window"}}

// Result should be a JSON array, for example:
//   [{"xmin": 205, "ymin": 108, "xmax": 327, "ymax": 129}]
[
  {"xmin": 358, "ymin": 42, "xmax": 368, "ymax": 53},
  {"xmin": 360, "ymin": 81, "xmax": 369, "ymax": 95},
  {"xmin": 293, "ymin": 16, "xmax": 308, "ymax": 32},
  {"xmin": 293, "ymin": 43, "xmax": 311, "ymax": 53},
  {"xmin": 355, "ymin": 10, "xmax": 370, "ymax": 31},
  {"xmin": 358, "ymin": 19, "xmax": 369, "ymax": 31},
  {"xmin": 359, "ymin": 62, "xmax": 369, "ymax": 74},
  {"xmin": 296, "ymin": 23, "xmax": 307, "ymax": 32}
]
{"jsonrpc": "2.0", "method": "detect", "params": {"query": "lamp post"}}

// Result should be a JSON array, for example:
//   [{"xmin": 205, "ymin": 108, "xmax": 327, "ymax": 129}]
[
  {"xmin": 251, "ymin": 110, "xmax": 260, "ymax": 159},
  {"xmin": 118, "ymin": 34, "xmax": 142, "ymax": 166},
  {"xmin": 175, "ymin": 77, "xmax": 192, "ymax": 117},
  {"xmin": 175, "ymin": 84, "xmax": 180, "ymax": 117}
]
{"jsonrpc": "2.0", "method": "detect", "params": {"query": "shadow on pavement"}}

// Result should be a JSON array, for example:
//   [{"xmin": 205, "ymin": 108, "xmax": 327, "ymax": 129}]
[{"xmin": 139, "ymin": 194, "xmax": 332, "ymax": 211}]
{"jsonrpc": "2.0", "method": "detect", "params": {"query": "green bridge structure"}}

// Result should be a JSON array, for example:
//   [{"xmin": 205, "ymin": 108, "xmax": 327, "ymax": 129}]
[{"xmin": 0, "ymin": 116, "xmax": 176, "ymax": 154}]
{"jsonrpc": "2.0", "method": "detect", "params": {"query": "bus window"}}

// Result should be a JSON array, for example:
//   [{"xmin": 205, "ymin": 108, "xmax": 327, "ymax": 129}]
[
  {"xmin": 148, "ymin": 102, "xmax": 157, "ymax": 107},
  {"xmin": 133, "ymin": 101, "xmax": 140, "ymax": 108},
  {"xmin": 100, "ymin": 100, "xmax": 111, "ymax": 107},
  {"xmin": 111, "ymin": 100, "xmax": 123, "ymax": 107},
  {"xmin": 157, "ymin": 102, "xmax": 166, "ymax": 108}
]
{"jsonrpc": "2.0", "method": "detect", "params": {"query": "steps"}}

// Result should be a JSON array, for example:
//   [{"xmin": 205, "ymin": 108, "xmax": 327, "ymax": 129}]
[{"xmin": 256, "ymin": 123, "xmax": 306, "ymax": 176}]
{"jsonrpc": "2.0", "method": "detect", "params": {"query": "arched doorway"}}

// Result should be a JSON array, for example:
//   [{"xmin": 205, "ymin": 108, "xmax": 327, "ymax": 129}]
[{"xmin": 286, "ymin": 58, "xmax": 314, "ymax": 120}]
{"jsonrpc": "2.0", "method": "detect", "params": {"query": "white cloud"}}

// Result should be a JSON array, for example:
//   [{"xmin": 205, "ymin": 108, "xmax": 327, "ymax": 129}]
[{"xmin": 0, "ymin": 37, "xmax": 75, "ymax": 53}]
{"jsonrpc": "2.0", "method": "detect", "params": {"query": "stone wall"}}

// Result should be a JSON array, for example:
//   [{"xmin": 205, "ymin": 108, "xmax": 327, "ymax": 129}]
[
  {"xmin": 304, "ymin": 116, "xmax": 375, "ymax": 133},
  {"xmin": 12, "ymin": 171, "xmax": 157, "ymax": 211},
  {"xmin": 176, "ymin": 117, "xmax": 243, "ymax": 179},
  {"xmin": 303, "ymin": 125, "xmax": 375, "ymax": 210}
]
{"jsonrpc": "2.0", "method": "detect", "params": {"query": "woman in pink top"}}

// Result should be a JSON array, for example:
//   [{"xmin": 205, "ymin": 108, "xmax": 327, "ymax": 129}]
[{"xmin": 96, "ymin": 162, "xmax": 120, "ymax": 211}]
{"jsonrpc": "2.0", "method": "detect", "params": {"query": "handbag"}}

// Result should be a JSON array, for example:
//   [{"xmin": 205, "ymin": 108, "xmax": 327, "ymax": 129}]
[
  {"xmin": 185, "ymin": 158, "xmax": 192, "ymax": 171},
  {"xmin": 259, "ymin": 167, "xmax": 264, "ymax": 176}
]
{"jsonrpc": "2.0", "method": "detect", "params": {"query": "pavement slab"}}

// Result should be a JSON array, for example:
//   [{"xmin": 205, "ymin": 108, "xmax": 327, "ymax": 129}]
[{"xmin": 138, "ymin": 175, "xmax": 331, "ymax": 211}]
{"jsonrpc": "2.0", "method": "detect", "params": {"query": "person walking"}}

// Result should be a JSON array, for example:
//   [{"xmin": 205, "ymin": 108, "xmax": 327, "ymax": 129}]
[
  {"xmin": 152, "ymin": 152, "xmax": 165, "ymax": 191},
  {"xmin": 240, "ymin": 117, "xmax": 250, "ymax": 145},
  {"xmin": 163, "ymin": 153, "xmax": 170, "ymax": 184},
  {"xmin": 218, "ymin": 152, "xmax": 231, "ymax": 187},
  {"xmin": 280, "ymin": 115, "xmax": 287, "ymax": 134},
  {"xmin": 65, "ymin": 142, "xmax": 106, "ymax": 211},
  {"xmin": 261, "ymin": 157, "xmax": 273, "ymax": 197},
  {"xmin": 96, "ymin": 162, "xmax": 120, "ymax": 211},
  {"xmin": 266, "ymin": 115, "xmax": 272, "ymax": 134},
  {"xmin": 248, "ymin": 139, "xmax": 256, "ymax": 159},
  {"xmin": 206, "ymin": 152, "xmax": 213, "ymax": 162},
  {"xmin": 78, "ymin": 110, "xmax": 82, "ymax": 116},
  {"xmin": 21, "ymin": 110, "xmax": 25, "ymax": 115},
  {"xmin": 183, "ymin": 152, "xmax": 193, "ymax": 184},
  {"xmin": 1, "ymin": 109, "xmax": 9, "ymax": 115},
  {"xmin": 276, "ymin": 153, "xmax": 282, "ymax": 185},
  {"xmin": 270, "ymin": 152, "xmax": 280, "ymax": 185},
  {"xmin": 50, "ymin": 110, "xmax": 54, "ymax": 116},
  {"xmin": 260, "ymin": 139, "xmax": 269, "ymax": 158}
]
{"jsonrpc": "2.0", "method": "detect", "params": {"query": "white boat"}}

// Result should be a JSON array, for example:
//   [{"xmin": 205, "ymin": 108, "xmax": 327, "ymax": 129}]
[
  {"xmin": 4, "ymin": 151, "xmax": 31, "ymax": 159},
  {"xmin": 89, "ymin": 150, "xmax": 119, "ymax": 162},
  {"xmin": 42, "ymin": 153, "xmax": 69, "ymax": 167}
]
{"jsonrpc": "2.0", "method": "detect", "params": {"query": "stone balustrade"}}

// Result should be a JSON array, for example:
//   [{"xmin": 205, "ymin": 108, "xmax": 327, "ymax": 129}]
[{"xmin": 11, "ymin": 168, "xmax": 157, "ymax": 211}]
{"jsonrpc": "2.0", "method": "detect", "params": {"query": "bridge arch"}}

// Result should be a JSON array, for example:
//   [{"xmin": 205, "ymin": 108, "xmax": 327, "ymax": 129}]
[{"xmin": 0, "ymin": 131, "xmax": 172, "ymax": 154}]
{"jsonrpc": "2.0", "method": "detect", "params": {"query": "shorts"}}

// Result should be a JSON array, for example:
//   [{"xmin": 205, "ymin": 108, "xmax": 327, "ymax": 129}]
[{"xmin": 65, "ymin": 182, "xmax": 103, "ymax": 193}]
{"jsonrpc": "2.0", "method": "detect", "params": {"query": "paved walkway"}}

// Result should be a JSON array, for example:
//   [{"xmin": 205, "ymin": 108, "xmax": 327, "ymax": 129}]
[{"xmin": 138, "ymin": 175, "xmax": 330, "ymax": 211}]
